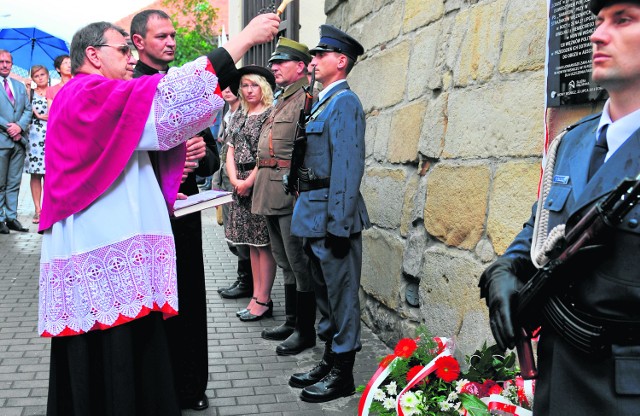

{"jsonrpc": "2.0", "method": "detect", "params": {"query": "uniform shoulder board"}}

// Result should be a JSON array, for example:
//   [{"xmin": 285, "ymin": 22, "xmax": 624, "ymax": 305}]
[{"xmin": 564, "ymin": 112, "xmax": 602, "ymax": 132}]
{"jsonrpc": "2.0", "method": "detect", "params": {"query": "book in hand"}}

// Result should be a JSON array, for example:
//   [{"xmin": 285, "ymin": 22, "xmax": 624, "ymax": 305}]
[{"xmin": 173, "ymin": 189, "xmax": 233, "ymax": 218}]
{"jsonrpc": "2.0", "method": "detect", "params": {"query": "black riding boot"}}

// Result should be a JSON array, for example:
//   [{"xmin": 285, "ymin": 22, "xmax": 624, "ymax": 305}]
[
  {"xmin": 220, "ymin": 259, "xmax": 253, "ymax": 299},
  {"xmin": 276, "ymin": 291, "xmax": 316, "ymax": 355},
  {"xmin": 300, "ymin": 351, "xmax": 356, "ymax": 403},
  {"xmin": 261, "ymin": 284, "xmax": 296, "ymax": 340},
  {"xmin": 289, "ymin": 341, "xmax": 334, "ymax": 388}
]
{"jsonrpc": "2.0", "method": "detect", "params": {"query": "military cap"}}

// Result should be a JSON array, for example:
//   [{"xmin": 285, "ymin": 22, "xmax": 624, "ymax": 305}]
[
  {"xmin": 590, "ymin": 0, "xmax": 640, "ymax": 14},
  {"xmin": 269, "ymin": 37, "xmax": 311, "ymax": 64},
  {"xmin": 309, "ymin": 24, "xmax": 364, "ymax": 61},
  {"xmin": 237, "ymin": 64, "xmax": 276, "ymax": 93}
]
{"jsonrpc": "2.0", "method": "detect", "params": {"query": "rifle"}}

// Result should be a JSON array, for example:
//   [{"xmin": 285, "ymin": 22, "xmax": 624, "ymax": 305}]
[
  {"xmin": 283, "ymin": 66, "xmax": 315, "ymax": 195},
  {"xmin": 514, "ymin": 173, "xmax": 640, "ymax": 379}
]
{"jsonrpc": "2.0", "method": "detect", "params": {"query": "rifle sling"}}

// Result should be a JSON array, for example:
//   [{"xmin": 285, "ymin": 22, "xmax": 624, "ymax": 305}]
[{"xmin": 265, "ymin": 85, "xmax": 308, "ymax": 159}]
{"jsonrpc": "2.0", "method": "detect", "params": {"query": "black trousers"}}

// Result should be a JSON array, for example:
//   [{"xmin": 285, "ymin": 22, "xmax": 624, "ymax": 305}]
[
  {"xmin": 166, "ymin": 211, "xmax": 209, "ymax": 407},
  {"xmin": 47, "ymin": 313, "xmax": 180, "ymax": 416}
]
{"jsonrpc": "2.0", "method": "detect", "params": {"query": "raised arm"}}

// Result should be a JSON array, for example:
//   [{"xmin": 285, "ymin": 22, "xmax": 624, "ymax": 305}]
[{"xmin": 222, "ymin": 13, "xmax": 280, "ymax": 62}]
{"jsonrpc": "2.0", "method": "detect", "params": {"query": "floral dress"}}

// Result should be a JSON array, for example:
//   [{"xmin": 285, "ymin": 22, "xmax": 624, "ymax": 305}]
[
  {"xmin": 224, "ymin": 108, "xmax": 272, "ymax": 246},
  {"xmin": 24, "ymin": 91, "xmax": 47, "ymax": 174}
]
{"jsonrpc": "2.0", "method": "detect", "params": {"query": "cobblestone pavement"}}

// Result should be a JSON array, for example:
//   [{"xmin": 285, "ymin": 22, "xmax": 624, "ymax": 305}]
[{"xmin": 0, "ymin": 175, "xmax": 391, "ymax": 416}]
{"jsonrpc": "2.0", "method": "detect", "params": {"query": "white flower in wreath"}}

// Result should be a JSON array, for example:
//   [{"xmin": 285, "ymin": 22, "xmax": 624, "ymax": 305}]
[
  {"xmin": 386, "ymin": 380, "xmax": 398, "ymax": 396},
  {"xmin": 400, "ymin": 391, "xmax": 420, "ymax": 415},
  {"xmin": 448, "ymin": 391, "xmax": 459, "ymax": 402},
  {"xmin": 373, "ymin": 388, "xmax": 386, "ymax": 402},
  {"xmin": 382, "ymin": 397, "xmax": 396, "ymax": 410},
  {"xmin": 440, "ymin": 400, "xmax": 454, "ymax": 412}
]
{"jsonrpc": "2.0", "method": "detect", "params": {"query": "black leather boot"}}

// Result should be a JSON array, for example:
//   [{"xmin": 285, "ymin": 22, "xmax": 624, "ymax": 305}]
[
  {"xmin": 300, "ymin": 351, "xmax": 356, "ymax": 403},
  {"xmin": 220, "ymin": 259, "xmax": 253, "ymax": 299},
  {"xmin": 217, "ymin": 257, "xmax": 251, "ymax": 293},
  {"xmin": 289, "ymin": 341, "xmax": 334, "ymax": 388},
  {"xmin": 217, "ymin": 279, "xmax": 239, "ymax": 294},
  {"xmin": 276, "ymin": 291, "xmax": 316, "ymax": 355},
  {"xmin": 262, "ymin": 284, "xmax": 296, "ymax": 341}
]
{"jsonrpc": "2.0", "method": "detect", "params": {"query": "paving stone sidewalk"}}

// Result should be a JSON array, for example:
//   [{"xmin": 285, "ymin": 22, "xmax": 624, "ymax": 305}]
[{"xmin": 0, "ymin": 175, "xmax": 391, "ymax": 416}]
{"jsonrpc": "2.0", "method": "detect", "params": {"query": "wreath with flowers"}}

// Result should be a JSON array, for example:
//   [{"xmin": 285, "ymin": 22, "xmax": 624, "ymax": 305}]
[{"xmin": 357, "ymin": 326, "xmax": 535, "ymax": 416}]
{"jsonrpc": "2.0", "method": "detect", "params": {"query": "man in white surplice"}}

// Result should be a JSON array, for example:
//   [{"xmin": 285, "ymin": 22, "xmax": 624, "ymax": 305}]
[{"xmin": 37, "ymin": 17, "xmax": 280, "ymax": 416}]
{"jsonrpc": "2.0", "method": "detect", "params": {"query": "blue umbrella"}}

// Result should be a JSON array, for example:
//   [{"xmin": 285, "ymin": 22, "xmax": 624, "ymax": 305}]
[{"xmin": 0, "ymin": 27, "xmax": 69, "ymax": 78}]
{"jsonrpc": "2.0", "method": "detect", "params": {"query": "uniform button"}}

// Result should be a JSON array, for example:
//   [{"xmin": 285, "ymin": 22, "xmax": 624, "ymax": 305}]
[
  {"xmin": 628, "ymin": 218, "xmax": 639, "ymax": 229},
  {"xmin": 548, "ymin": 199, "xmax": 553, "ymax": 206}
]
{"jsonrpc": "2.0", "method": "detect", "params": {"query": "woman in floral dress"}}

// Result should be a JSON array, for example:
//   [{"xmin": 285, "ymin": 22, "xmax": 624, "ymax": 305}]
[
  {"xmin": 225, "ymin": 65, "xmax": 277, "ymax": 321},
  {"xmin": 25, "ymin": 65, "xmax": 49, "ymax": 223}
]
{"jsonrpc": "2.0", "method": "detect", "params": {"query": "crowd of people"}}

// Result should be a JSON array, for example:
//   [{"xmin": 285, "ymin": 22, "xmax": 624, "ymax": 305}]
[
  {"xmin": 0, "ymin": 6, "xmax": 369, "ymax": 415},
  {"xmin": 2, "ymin": 0, "xmax": 639, "ymax": 414}
]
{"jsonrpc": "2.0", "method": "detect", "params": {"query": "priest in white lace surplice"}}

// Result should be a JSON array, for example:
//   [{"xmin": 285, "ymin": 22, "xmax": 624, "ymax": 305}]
[{"xmin": 37, "ymin": 17, "xmax": 280, "ymax": 416}]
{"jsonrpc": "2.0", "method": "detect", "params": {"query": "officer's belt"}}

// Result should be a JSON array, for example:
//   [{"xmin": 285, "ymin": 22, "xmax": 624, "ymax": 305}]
[
  {"xmin": 544, "ymin": 295, "xmax": 640, "ymax": 355},
  {"xmin": 258, "ymin": 158, "xmax": 291, "ymax": 169},
  {"xmin": 236, "ymin": 161, "xmax": 256, "ymax": 172},
  {"xmin": 298, "ymin": 177, "xmax": 330, "ymax": 192}
]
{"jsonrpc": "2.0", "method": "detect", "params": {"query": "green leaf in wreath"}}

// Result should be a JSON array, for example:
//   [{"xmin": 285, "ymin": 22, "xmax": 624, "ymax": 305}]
[{"xmin": 459, "ymin": 393, "xmax": 491, "ymax": 416}]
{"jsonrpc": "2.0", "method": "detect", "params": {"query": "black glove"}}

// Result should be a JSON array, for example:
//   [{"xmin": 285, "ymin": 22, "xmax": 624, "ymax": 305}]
[
  {"xmin": 479, "ymin": 257, "xmax": 531, "ymax": 351},
  {"xmin": 324, "ymin": 233, "xmax": 351, "ymax": 258}
]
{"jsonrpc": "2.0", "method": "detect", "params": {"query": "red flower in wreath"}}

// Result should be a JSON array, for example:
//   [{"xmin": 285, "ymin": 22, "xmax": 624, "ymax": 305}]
[
  {"xmin": 380, "ymin": 354, "xmax": 395, "ymax": 368},
  {"xmin": 461, "ymin": 381, "xmax": 483, "ymax": 396},
  {"xmin": 406, "ymin": 365, "xmax": 425, "ymax": 383},
  {"xmin": 394, "ymin": 338, "xmax": 418, "ymax": 358},
  {"xmin": 434, "ymin": 356, "xmax": 460, "ymax": 382},
  {"xmin": 488, "ymin": 383, "xmax": 503, "ymax": 395}
]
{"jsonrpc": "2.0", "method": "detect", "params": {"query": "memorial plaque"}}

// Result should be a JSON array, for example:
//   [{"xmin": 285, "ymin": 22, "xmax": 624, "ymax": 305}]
[
  {"xmin": 547, "ymin": 0, "xmax": 606, "ymax": 106},
  {"xmin": 405, "ymin": 282, "xmax": 420, "ymax": 308}
]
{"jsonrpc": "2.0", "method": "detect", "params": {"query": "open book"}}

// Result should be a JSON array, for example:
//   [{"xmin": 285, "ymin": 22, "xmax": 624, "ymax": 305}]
[{"xmin": 173, "ymin": 189, "xmax": 233, "ymax": 218}]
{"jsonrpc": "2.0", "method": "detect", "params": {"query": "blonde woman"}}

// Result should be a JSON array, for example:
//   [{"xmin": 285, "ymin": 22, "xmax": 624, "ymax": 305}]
[{"xmin": 225, "ymin": 65, "xmax": 277, "ymax": 321}]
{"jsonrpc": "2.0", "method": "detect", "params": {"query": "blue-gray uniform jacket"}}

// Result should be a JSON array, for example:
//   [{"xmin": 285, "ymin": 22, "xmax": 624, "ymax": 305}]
[
  {"xmin": 501, "ymin": 114, "xmax": 640, "ymax": 415},
  {"xmin": 290, "ymin": 81, "xmax": 370, "ymax": 238}
]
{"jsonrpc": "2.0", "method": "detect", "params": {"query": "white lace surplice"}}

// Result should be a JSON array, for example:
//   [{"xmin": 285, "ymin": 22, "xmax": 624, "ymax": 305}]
[{"xmin": 39, "ymin": 57, "xmax": 224, "ymax": 337}]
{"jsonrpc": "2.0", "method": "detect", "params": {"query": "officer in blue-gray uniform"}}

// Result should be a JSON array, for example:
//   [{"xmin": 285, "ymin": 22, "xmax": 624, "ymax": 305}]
[
  {"xmin": 287, "ymin": 25, "xmax": 370, "ymax": 403},
  {"xmin": 481, "ymin": 1, "xmax": 640, "ymax": 414}
]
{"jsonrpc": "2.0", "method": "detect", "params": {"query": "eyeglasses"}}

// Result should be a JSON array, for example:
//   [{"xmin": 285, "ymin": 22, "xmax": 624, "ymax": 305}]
[
  {"xmin": 241, "ymin": 84, "xmax": 260, "ymax": 90},
  {"xmin": 94, "ymin": 43, "xmax": 133, "ymax": 57}
]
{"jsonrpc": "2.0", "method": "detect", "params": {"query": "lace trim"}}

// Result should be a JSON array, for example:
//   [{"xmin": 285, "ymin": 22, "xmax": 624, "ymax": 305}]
[
  {"xmin": 154, "ymin": 56, "xmax": 225, "ymax": 150},
  {"xmin": 39, "ymin": 234, "xmax": 178, "ymax": 337}
]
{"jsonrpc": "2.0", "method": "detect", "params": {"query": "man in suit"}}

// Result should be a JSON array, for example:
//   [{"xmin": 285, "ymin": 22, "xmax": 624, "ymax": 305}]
[
  {"xmin": 0, "ymin": 50, "xmax": 31, "ymax": 234},
  {"xmin": 131, "ymin": 9, "xmax": 219, "ymax": 411},
  {"xmin": 253, "ymin": 37, "xmax": 316, "ymax": 356},
  {"xmin": 480, "ymin": 1, "xmax": 640, "ymax": 413},
  {"xmin": 288, "ymin": 25, "xmax": 370, "ymax": 403}
]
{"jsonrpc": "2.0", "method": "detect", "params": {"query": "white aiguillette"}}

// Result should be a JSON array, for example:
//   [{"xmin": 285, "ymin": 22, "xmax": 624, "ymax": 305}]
[{"xmin": 173, "ymin": 189, "xmax": 233, "ymax": 218}]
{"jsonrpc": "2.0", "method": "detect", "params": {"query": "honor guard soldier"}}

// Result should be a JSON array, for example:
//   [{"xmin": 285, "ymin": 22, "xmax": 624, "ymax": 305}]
[
  {"xmin": 253, "ymin": 38, "xmax": 317, "ymax": 356},
  {"xmin": 480, "ymin": 1, "xmax": 640, "ymax": 414},
  {"xmin": 287, "ymin": 25, "xmax": 371, "ymax": 403}
]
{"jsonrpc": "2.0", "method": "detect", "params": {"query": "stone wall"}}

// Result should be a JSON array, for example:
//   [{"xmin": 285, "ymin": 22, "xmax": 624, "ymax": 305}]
[{"xmin": 323, "ymin": 0, "xmax": 552, "ymax": 358}]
